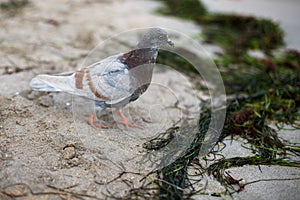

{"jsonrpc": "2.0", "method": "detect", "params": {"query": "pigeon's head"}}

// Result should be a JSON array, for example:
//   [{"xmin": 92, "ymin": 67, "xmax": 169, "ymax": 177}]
[{"xmin": 137, "ymin": 27, "xmax": 174, "ymax": 49}]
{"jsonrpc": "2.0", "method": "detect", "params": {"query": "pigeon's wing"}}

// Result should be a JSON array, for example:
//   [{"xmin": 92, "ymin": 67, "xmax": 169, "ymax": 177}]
[{"xmin": 74, "ymin": 53, "xmax": 138, "ymax": 105}]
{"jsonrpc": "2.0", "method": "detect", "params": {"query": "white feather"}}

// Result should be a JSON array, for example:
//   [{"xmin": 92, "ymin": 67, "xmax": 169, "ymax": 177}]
[{"xmin": 30, "ymin": 74, "xmax": 75, "ymax": 92}]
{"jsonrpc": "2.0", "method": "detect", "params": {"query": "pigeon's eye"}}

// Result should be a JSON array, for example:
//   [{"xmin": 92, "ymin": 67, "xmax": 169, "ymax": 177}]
[{"xmin": 159, "ymin": 35, "xmax": 163, "ymax": 40}]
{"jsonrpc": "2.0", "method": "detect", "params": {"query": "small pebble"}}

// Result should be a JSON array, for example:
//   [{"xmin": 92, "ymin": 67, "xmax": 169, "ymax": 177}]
[
  {"xmin": 3, "ymin": 184, "xmax": 29, "ymax": 197},
  {"xmin": 1, "ymin": 152, "xmax": 13, "ymax": 160},
  {"xmin": 38, "ymin": 95, "xmax": 54, "ymax": 107},
  {"xmin": 62, "ymin": 146, "xmax": 76, "ymax": 160}
]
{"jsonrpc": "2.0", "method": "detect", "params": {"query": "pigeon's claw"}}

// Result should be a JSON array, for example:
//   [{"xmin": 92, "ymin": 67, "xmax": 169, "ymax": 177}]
[
  {"xmin": 117, "ymin": 108, "xmax": 141, "ymax": 128},
  {"xmin": 89, "ymin": 112, "xmax": 107, "ymax": 129}
]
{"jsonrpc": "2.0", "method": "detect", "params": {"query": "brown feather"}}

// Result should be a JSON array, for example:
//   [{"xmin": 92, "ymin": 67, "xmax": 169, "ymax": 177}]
[
  {"xmin": 75, "ymin": 68, "xmax": 84, "ymax": 89},
  {"xmin": 85, "ymin": 69, "xmax": 110, "ymax": 100},
  {"xmin": 119, "ymin": 48, "xmax": 157, "ymax": 69}
]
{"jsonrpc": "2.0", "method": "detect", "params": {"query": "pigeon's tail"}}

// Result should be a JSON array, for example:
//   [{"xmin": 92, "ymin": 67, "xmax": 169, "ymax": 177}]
[{"xmin": 30, "ymin": 74, "xmax": 75, "ymax": 93}]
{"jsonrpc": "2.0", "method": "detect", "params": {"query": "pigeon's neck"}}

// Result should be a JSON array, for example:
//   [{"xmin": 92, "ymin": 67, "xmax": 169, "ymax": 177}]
[
  {"xmin": 119, "ymin": 48, "xmax": 158, "ymax": 69},
  {"xmin": 137, "ymin": 41, "xmax": 159, "ymax": 49}
]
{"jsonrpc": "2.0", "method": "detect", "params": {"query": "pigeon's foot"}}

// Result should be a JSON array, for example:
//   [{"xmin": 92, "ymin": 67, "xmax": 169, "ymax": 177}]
[
  {"xmin": 89, "ymin": 112, "xmax": 107, "ymax": 129},
  {"xmin": 118, "ymin": 108, "xmax": 141, "ymax": 128}
]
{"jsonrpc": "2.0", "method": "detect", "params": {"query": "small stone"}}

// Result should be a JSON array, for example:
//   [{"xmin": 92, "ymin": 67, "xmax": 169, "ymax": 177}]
[
  {"xmin": 15, "ymin": 119, "xmax": 25, "ymax": 126},
  {"xmin": 1, "ymin": 152, "xmax": 13, "ymax": 160},
  {"xmin": 3, "ymin": 184, "xmax": 30, "ymax": 197},
  {"xmin": 38, "ymin": 95, "xmax": 54, "ymax": 107},
  {"xmin": 62, "ymin": 146, "xmax": 76, "ymax": 160},
  {"xmin": 26, "ymin": 90, "xmax": 42, "ymax": 100}
]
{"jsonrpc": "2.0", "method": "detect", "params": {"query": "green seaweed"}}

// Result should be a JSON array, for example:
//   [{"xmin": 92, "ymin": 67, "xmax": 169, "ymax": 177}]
[
  {"xmin": 206, "ymin": 156, "xmax": 300, "ymax": 193},
  {"xmin": 157, "ymin": 0, "xmax": 284, "ymax": 54},
  {"xmin": 214, "ymin": 48, "xmax": 300, "ymax": 94},
  {"xmin": 156, "ymin": 0, "xmax": 207, "ymax": 21},
  {"xmin": 222, "ymin": 88, "xmax": 300, "ymax": 158},
  {"xmin": 201, "ymin": 14, "xmax": 284, "ymax": 53},
  {"xmin": 143, "ymin": 126, "xmax": 178, "ymax": 151},
  {"xmin": 156, "ymin": 108, "xmax": 210, "ymax": 199},
  {"xmin": 0, "ymin": 0, "xmax": 29, "ymax": 16},
  {"xmin": 157, "ymin": 49, "xmax": 198, "ymax": 75},
  {"xmin": 124, "ymin": 0, "xmax": 300, "ymax": 199}
]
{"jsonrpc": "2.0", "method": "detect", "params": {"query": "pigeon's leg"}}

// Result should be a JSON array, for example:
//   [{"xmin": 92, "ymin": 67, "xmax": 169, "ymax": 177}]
[
  {"xmin": 89, "ymin": 111, "xmax": 107, "ymax": 129},
  {"xmin": 117, "ymin": 108, "xmax": 140, "ymax": 128}
]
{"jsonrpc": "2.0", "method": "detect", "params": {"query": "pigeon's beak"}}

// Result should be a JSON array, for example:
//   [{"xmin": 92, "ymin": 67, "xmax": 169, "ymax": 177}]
[{"xmin": 167, "ymin": 38, "xmax": 174, "ymax": 47}]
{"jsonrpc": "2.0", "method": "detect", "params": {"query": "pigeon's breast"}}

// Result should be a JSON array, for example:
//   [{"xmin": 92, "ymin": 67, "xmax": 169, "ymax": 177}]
[{"xmin": 119, "ymin": 48, "xmax": 158, "ymax": 69}]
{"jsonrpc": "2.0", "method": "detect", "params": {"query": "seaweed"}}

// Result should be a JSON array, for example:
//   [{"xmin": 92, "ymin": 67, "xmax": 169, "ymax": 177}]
[
  {"xmin": 206, "ymin": 156, "xmax": 300, "ymax": 193},
  {"xmin": 201, "ymin": 14, "xmax": 284, "ymax": 54},
  {"xmin": 0, "ymin": 0, "xmax": 29, "ymax": 16},
  {"xmin": 156, "ymin": 0, "xmax": 207, "ymax": 21},
  {"xmin": 217, "ymin": 50, "xmax": 300, "ymax": 94},
  {"xmin": 222, "ymin": 89, "xmax": 300, "ymax": 158},
  {"xmin": 121, "ymin": 0, "xmax": 300, "ymax": 199},
  {"xmin": 157, "ymin": 49, "xmax": 198, "ymax": 75},
  {"xmin": 157, "ymin": 0, "xmax": 284, "ymax": 54},
  {"xmin": 154, "ymin": 108, "xmax": 210, "ymax": 199},
  {"xmin": 143, "ymin": 126, "xmax": 178, "ymax": 151}
]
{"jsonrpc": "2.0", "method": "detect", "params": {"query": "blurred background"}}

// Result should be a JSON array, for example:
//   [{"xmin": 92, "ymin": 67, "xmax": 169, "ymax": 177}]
[{"xmin": 202, "ymin": 0, "xmax": 300, "ymax": 50}]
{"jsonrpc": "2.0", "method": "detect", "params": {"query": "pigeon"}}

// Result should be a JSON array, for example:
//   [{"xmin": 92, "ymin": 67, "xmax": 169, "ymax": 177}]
[{"xmin": 30, "ymin": 27, "xmax": 174, "ymax": 128}]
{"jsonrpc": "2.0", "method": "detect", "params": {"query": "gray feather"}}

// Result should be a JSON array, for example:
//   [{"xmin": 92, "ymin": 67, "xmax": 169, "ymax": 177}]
[{"xmin": 30, "ymin": 74, "xmax": 75, "ymax": 92}]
